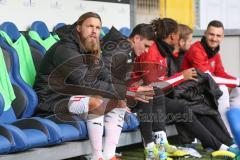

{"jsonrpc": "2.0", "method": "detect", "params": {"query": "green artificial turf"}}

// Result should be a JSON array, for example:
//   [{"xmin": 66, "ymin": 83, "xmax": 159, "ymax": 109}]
[
  {"xmin": 117, "ymin": 143, "xmax": 230, "ymax": 160},
  {"xmin": 72, "ymin": 142, "xmax": 239, "ymax": 160}
]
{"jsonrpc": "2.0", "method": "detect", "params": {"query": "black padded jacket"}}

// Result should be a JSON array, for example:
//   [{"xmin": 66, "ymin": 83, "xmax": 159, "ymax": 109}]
[{"xmin": 34, "ymin": 23, "xmax": 128, "ymax": 116}]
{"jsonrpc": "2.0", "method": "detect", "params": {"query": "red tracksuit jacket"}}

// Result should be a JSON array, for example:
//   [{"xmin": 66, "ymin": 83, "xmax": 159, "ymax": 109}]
[
  {"xmin": 131, "ymin": 42, "xmax": 185, "ymax": 87},
  {"xmin": 182, "ymin": 41, "xmax": 239, "ymax": 88}
]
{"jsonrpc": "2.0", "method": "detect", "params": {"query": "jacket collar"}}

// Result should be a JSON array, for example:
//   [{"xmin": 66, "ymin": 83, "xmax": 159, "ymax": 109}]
[
  {"xmin": 200, "ymin": 36, "xmax": 220, "ymax": 58},
  {"xmin": 155, "ymin": 38, "xmax": 174, "ymax": 57}
]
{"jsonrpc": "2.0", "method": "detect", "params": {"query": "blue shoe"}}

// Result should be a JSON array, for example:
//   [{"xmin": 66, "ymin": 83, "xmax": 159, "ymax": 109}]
[{"xmin": 204, "ymin": 147, "xmax": 214, "ymax": 153}]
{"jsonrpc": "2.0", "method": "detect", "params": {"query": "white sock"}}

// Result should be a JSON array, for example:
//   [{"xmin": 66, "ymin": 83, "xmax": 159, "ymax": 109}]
[
  {"xmin": 219, "ymin": 144, "xmax": 229, "ymax": 151},
  {"xmin": 146, "ymin": 142, "xmax": 155, "ymax": 149},
  {"xmin": 87, "ymin": 115, "xmax": 104, "ymax": 160},
  {"xmin": 230, "ymin": 144, "xmax": 238, "ymax": 148},
  {"xmin": 103, "ymin": 108, "xmax": 126, "ymax": 159},
  {"xmin": 154, "ymin": 131, "xmax": 168, "ymax": 144}
]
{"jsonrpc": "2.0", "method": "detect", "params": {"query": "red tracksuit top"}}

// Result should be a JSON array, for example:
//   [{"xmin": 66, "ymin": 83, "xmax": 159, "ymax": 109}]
[
  {"xmin": 182, "ymin": 41, "xmax": 239, "ymax": 88},
  {"xmin": 132, "ymin": 42, "xmax": 185, "ymax": 87}
]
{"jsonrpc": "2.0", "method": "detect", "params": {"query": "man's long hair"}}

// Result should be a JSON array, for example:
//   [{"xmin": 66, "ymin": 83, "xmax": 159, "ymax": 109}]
[
  {"xmin": 151, "ymin": 18, "xmax": 178, "ymax": 40},
  {"xmin": 76, "ymin": 12, "xmax": 102, "ymax": 64}
]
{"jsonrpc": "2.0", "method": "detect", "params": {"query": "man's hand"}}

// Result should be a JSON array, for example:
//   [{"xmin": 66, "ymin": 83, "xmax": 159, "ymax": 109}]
[
  {"xmin": 134, "ymin": 86, "xmax": 155, "ymax": 103},
  {"xmin": 182, "ymin": 68, "xmax": 198, "ymax": 81}
]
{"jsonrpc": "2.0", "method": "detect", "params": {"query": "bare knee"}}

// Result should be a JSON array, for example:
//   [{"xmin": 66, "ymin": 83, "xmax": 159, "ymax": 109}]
[
  {"xmin": 89, "ymin": 96, "xmax": 103, "ymax": 107},
  {"xmin": 89, "ymin": 96, "xmax": 105, "ymax": 115}
]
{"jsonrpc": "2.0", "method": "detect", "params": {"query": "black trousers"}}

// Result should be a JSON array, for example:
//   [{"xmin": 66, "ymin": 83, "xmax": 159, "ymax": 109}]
[{"xmin": 136, "ymin": 96, "xmax": 233, "ymax": 150}]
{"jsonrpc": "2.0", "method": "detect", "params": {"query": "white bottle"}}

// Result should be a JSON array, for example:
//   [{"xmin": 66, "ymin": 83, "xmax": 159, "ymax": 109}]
[{"xmin": 159, "ymin": 136, "xmax": 167, "ymax": 160}]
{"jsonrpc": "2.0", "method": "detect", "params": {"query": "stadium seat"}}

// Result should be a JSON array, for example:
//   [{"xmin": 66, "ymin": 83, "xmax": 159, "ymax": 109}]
[
  {"xmin": 0, "ymin": 47, "xmax": 52, "ymax": 152},
  {"xmin": 0, "ymin": 22, "xmax": 88, "ymax": 144},
  {"xmin": 102, "ymin": 26, "xmax": 110, "ymax": 35},
  {"xmin": 53, "ymin": 23, "xmax": 66, "ymax": 32},
  {"xmin": 0, "ymin": 22, "xmax": 39, "ymax": 118},
  {"xmin": 28, "ymin": 21, "xmax": 58, "ymax": 55},
  {"xmin": 119, "ymin": 27, "xmax": 131, "ymax": 37},
  {"xmin": 0, "ymin": 93, "xmax": 3, "ymax": 115},
  {"xmin": 52, "ymin": 23, "xmax": 66, "ymax": 41},
  {"xmin": 227, "ymin": 107, "xmax": 240, "ymax": 148},
  {"xmin": 0, "ymin": 46, "xmax": 86, "ymax": 152},
  {"xmin": 100, "ymin": 26, "xmax": 110, "ymax": 39},
  {"xmin": 46, "ymin": 114, "xmax": 88, "ymax": 142},
  {"xmin": 0, "ymin": 124, "xmax": 15, "ymax": 154}
]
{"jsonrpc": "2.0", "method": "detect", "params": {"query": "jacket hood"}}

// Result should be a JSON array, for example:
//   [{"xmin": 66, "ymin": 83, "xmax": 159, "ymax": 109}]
[
  {"xmin": 101, "ymin": 26, "xmax": 127, "ymax": 44},
  {"xmin": 101, "ymin": 26, "xmax": 131, "ymax": 64},
  {"xmin": 55, "ymin": 22, "xmax": 79, "ymax": 44}
]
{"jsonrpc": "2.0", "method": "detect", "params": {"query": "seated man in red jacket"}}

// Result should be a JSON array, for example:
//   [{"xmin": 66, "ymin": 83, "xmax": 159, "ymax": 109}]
[
  {"xmin": 172, "ymin": 24, "xmax": 193, "ymax": 72},
  {"xmin": 182, "ymin": 20, "xmax": 240, "ymax": 135}
]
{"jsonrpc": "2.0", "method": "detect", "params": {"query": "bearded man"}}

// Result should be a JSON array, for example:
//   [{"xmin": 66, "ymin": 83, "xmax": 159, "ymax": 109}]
[{"xmin": 34, "ymin": 12, "xmax": 130, "ymax": 160}]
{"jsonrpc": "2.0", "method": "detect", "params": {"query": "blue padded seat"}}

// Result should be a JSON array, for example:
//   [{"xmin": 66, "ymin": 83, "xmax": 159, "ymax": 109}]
[
  {"xmin": 227, "ymin": 107, "xmax": 240, "ymax": 148},
  {"xmin": 0, "ymin": 22, "xmax": 20, "ymax": 42},
  {"xmin": 46, "ymin": 115, "xmax": 88, "ymax": 141},
  {"xmin": 28, "ymin": 21, "xmax": 57, "ymax": 55},
  {"xmin": 0, "ymin": 93, "xmax": 3, "ymax": 116},
  {"xmin": 33, "ymin": 115, "xmax": 87, "ymax": 143},
  {"xmin": 102, "ymin": 26, "xmax": 110, "ymax": 35},
  {"xmin": 0, "ymin": 22, "xmax": 88, "ymax": 145},
  {"xmin": 22, "ymin": 129, "xmax": 49, "ymax": 148},
  {"xmin": 57, "ymin": 124, "xmax": 80, "ymax": 142},
  {"xmin": 0, "ymin": 23, "xmax": 38, "ymax": 118},
  {"xmin": 0, "ymin": 122, "xmax": 49, "ymax": 152},
  {"xmin": 0, "ymin": 135, "xmax": 11, "ymax": 153},
  {"xmin": 53, "ymin": 23, "xmax": 66, "ymax": 32},
  {"xmin": 52, "ymin": 23, "xmax": 66, "ymax": 41},
  {"xmin": 0, "ymin": 125, "xmax": 13, "ymax": 154},
  {"xmin": 100, "ymin": 26, "xmax": 110, "ymax": 39},
  {"xmin": 0, "ymin": 104, "xmax": 61, "ymax": 152},
  {"xmin": 31, "ymin": 21, "xmax": 50, "ymax": 40},
  {"xmin": 0, "ymin": 45, "xmax": 61, "ymax": 152},
  {"xmin": 119, "ymin": 27, "xmax": 131, "ymax": 37},
  {"xmin": 0, "ymin": 49, "xmax": 86, "ymax": 147}
]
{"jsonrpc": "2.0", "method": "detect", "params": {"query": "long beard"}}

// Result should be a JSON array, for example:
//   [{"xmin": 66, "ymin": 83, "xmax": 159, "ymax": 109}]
[
  {"xmin": 84, "ymin": 37, "xmax": 100, "ymax": 54},
  {"xmin": 79, "ymin": 35, "xmax": 100, "ymax": 64},
  {"xmin": 79, "ymin": 35, "xmax": 100, "ymax": 55}
]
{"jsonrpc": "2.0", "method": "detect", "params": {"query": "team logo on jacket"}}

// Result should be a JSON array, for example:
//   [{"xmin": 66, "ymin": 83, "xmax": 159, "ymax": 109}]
[
  {"xmin": 158, "ymin": 76, "xmax": 165, "ymax": 80},
  {"xmin": 210, "ymin": 61, "xmax": 215, "ymax": 68},
  {"xmin": 159, "ymin": 59, "xmax": 167, "ymax": 67}
]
